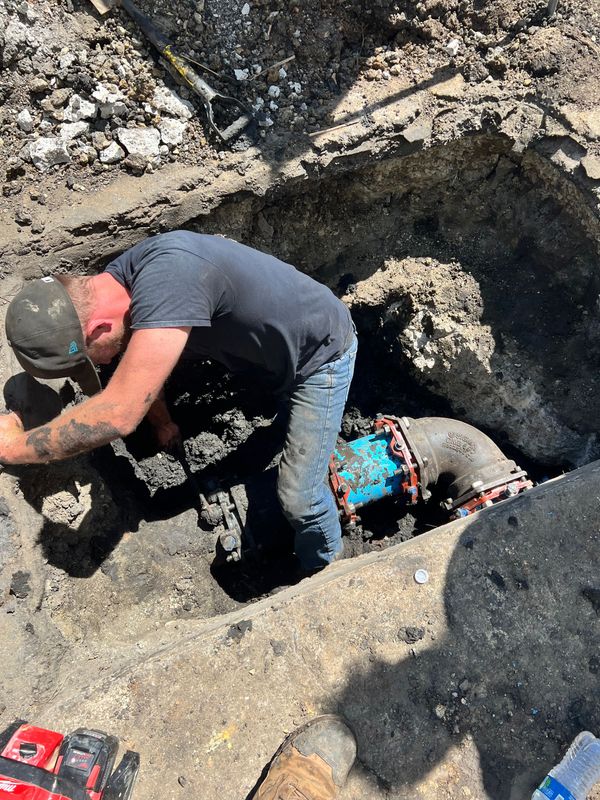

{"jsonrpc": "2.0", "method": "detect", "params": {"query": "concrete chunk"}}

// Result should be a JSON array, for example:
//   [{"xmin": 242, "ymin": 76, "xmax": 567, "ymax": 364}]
[
  {"xmin": 581, "ymin": 154, "xmax": 600, "ymax": 180},
  {"xmin": 430, "ymin": 74, "xmax": 466, "ymax": 100},
  {"xmin": 561, "ymin": 106, "xmax": 600, "ymax": 140},
  {"xmin": 99, "ymin": 141, "xmax": 126, "ymax": 164},
  {"xmin": 402, "ymin": 117, "xmax": 433, "ymax": 143},
  {"xmin": 28, "ymin": 137, "xmax": 71, "ymax": 171},
  {"xmin": 151, "ymin": 86, "xmax": 194, "ymax": 120},
  {"xmin": 17, "ymin": 109, "xmax": 34, "ymax": 133},
  {"xmin": 59, "ymin": 121, "xmax": 89, "ymax": 140},
  {"xmin": 92, "ymin": 84, "xmax": 128, "ymax": 119},
  {"xmin": 158, "ymin": 119, "xmax": 187, "ymax": 146},
  {"xmin": 63, "ymin": 94, "xmax": 97, "ymax": 122},
  {"xmin": 116, "ymin": 126, "xmax": 161, "ymax": 157}
]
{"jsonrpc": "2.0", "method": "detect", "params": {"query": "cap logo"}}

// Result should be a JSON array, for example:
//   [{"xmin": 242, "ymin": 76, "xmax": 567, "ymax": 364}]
[{"xmin": 68, "ymin": 341, "xmax": 79, "ymax": 355}]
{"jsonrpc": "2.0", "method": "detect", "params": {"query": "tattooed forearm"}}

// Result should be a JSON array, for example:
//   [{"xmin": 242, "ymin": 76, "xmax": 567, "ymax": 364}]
[
  {"xmin": 25, "ymin": 419, "xmax": 121, "ymax": 461},
  {"xmin": 56, "ymin": 419, "xmax": 121, "ymax": 458},
  {"xmin": 26, "ymin": 426, "xmax": 52, "ymax": 459}
]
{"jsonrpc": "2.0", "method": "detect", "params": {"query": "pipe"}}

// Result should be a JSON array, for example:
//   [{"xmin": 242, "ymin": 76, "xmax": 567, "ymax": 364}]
[
  {"xmin": 329, "ymin": 415, "xmax": 531, "ymax": 523},
  {"xmin": 402, "ymin": 416, "xmax": 528, "ymax": 509},
  {"xmin": 201, "ymin": 414, "xmax": 532, "ymax": 563}
]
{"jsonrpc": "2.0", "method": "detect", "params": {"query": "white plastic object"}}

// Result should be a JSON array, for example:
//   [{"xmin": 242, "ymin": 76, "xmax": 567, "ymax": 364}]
[{"xmin": 532, "ymin": 731, "xmax": 600, "ymax": 800}]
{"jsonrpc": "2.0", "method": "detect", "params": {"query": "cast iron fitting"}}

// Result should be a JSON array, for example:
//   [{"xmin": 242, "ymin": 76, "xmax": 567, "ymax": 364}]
[
  {"xmin": 398, "ymin": 416, "xmax": 530, "ymax": 511},
  {"xmin": 451, "ymin": 475, "xmax": 533, "ymax": 519}
]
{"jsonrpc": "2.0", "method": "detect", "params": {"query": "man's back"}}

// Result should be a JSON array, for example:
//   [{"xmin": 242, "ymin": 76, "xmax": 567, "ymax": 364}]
[{"xmin": 106, "ymin": 231, "xmax": 353, "ymax": 392}]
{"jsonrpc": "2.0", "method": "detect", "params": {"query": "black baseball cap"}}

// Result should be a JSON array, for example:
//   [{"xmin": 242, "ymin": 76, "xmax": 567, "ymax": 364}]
[{"xmin": 5, "ymin": 276, "xmax": 101, "ymax": 396}]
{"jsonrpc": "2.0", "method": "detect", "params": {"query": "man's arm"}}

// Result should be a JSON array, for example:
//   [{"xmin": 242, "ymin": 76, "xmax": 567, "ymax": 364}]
[{"xmin": 0, "ymin": 326, "xmax": 191, "ymax": 465}]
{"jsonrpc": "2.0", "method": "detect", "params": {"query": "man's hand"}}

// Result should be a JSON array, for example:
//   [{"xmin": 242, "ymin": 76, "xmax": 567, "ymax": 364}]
[
  {"xmin": 0, "ymin": 411, "xmax": 24, "ymax": 443},
  {"xmin": 144, "ymin": 390, "xmax": 181, "ymax": 452},
  {"xmin": 154, "ymin": 420, "xmax": 182, "ymax": 452}
]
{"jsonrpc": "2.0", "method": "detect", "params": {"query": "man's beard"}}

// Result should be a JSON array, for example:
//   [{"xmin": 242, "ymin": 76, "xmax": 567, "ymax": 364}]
[{"xmin": 116, "ymin": 313, "xmax": 132, "ymax": 353}]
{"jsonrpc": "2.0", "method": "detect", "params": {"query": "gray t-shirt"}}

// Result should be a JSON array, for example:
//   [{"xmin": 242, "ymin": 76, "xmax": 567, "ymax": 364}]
[{"xmin": 105, "ymin": 231, "xmax": 353, "ymax": 394}]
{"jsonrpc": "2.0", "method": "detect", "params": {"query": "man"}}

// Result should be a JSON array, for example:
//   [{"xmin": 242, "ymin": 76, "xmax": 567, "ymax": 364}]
[{"xmin": 0, "ymin": 231, "xmax": 357, "ymax": 573}]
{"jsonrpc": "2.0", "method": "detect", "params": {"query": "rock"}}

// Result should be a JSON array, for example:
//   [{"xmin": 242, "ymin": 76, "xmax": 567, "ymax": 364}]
[
  {"xmin": 116, "ymin": 126, "xmax": 160, "ymax": 157},
  {"xmin": 234, "ymin": 68, "xmax": 249, "ymax": 81},
  {"xmin": 402, "ymin": 117, "xmax": 433, "ymax": 143},
  {"xmin": 398, "ymin": 626, "xmax": 425, "ymax": 644},
  {"xmin": 30, "ymin": 77, "xmax": 49, "ymax": 94},
  {"xmin": 430, "ymin": 74, "xmax": 465, "ymax": 99},
  {"xmin": 6, "ymin": 157, "xmax": 25, "ymax": 180},
  {"xmin": 10, "ymin": 570, "xmax": 31, "ymax": 599},
  {"xmin": 268, "ymin": 85, "xmax": 281, "ymax": 99},
  {"xmin": 463, "ymin": 58, "xmax": 489, "ymax": 83},
  {"xmin": 92, "ymin": 84, "xmax": 128, "ymax": 119},
  {"xmin": 15, "ymin": 208, "xmax": 32, "ymax": 226},
  {"xmin": 123, "ymin": 154, "xmax": 147, "ymax": 175},
  {"xmin": 151, "ymin": 86, "xmax": 194, "ymax": 119},
  {"xmin": 92, "ymin": 131, "xmax": 109, "ymax": 150},
  {"xmin": 421, "ymin": 18, "xmax": 445, "ymax": 40},
  {"xmin": 581, "ymin": 155, "xmax": 600, "ymax": 180},
  {"xmin": 59, "ymin": 121, "xmax": 89, "ymax": 140},
  {"xmin": 17, "ymin": 109, "xmax": 34, "ymax": 133},
  {"xmin": 99, "ymin": 141, "xmax": 126, "ymax": 164},
  {"xmin": 241, "ymin": 2, "xmax": 250, "ymax": 14},
  {"xmin": 257, "ymin": 111, "xmax": 273, "ymax": 128},
  {"xmin": 59, "ymin": 51, "xmax": 77, "ymax": 70},
  {"xmin": 63, "ymin": 94, "xmax": 97, "ymax": 122},
  {"xmin": 28, "ymin": 137, "xmax": 71, "ymax": 171},
  {"xmin": 3, "ymin": 19, "xmax": 31, "ymax": 65},
  {"xmin": 226, "ymin": 620, "xmax": 252, "ymax": 641},
  {"xmin": 3, "ymin": 183, "xmax": 23, "ymax": 198},
  {"xmin": 551, "ymin": 145, "xmax": 583, "ymax": 174},
  {"xmin": 444, "ymin": 38, "xmax": 461, "ymax": 57},
  {"xmin": 17, "ymin": 1, "xmax": 37, "ymax": 22},
  {"xmin": 49, "ymin": 88, "xmax": 72, "ymax": 108},
  {"xmin": 486, "ymin": 48, "xmax": 509, "ymax": 75},
  {"xmin": 562, "ymin": 106, "xmax": 600, "ymax": 140},
  {"xmin": 524, "ymin": 48, "xmax": 560, "ymax": 77},
  {"xmin": 158, "ymin": 118, "xmax": 187, "ymax": 146}
]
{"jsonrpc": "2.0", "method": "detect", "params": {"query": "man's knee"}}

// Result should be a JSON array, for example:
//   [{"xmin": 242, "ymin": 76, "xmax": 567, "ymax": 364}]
[{"xmin": 277, "ymin": 474, "xmax": 311, "ymax": 523}]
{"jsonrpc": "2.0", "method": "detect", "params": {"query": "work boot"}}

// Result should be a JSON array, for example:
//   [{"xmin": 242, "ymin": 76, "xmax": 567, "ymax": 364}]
[{"xmin": 253, "ymin": 715, "xmax": 356, "ymax": 800}]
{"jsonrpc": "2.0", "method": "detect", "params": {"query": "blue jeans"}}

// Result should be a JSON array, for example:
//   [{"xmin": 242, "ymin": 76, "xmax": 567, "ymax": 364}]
[{"xmin": 277, "ymin": 334, "xmax": 358, "ymax": 570}]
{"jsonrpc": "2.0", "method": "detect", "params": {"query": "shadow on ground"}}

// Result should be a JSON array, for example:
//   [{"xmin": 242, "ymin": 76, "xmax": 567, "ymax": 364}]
[{"xmin": 329, "ymin": 490, "xmax": 600, "ymax": 798}]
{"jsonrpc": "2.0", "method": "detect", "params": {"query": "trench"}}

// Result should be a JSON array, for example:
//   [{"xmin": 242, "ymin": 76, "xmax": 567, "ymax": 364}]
[{"xmin": 11, "ymin": 132, "xmax": 600, "ymax": 648}]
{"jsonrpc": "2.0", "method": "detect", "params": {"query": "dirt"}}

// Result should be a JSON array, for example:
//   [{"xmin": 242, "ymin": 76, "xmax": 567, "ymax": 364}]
[
  {"xmin": 345, "ymin": 253, "xmax": 600, "ymax": 466},
  {"xmin": 1, "ymin": 0, "xmax": 599, "ymax": 204},
  {"xmin": 1, "ymin": 0, "xmax": 600, "ymax": 788}
]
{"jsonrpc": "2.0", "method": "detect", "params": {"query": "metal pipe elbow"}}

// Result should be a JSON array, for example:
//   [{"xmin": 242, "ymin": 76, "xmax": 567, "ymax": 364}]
[{"xmin": 403, "ymin": 416, "xmax": 525, "ymax": 508}]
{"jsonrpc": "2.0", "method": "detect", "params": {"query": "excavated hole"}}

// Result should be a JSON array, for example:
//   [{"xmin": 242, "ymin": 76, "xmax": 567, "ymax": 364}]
[{"xmin": 16, "ymin": 132, "xmax": 600, "ymax": 642}]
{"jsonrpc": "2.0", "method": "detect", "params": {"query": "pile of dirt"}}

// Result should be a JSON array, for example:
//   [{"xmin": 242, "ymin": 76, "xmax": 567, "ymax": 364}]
[
  {"xmin": 1, "ymin": 0, "xmax": 598, "ymax": 203},
  {"xmin": 345, "ymin": 255, "xmax": 600, "ymax": 466}
]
